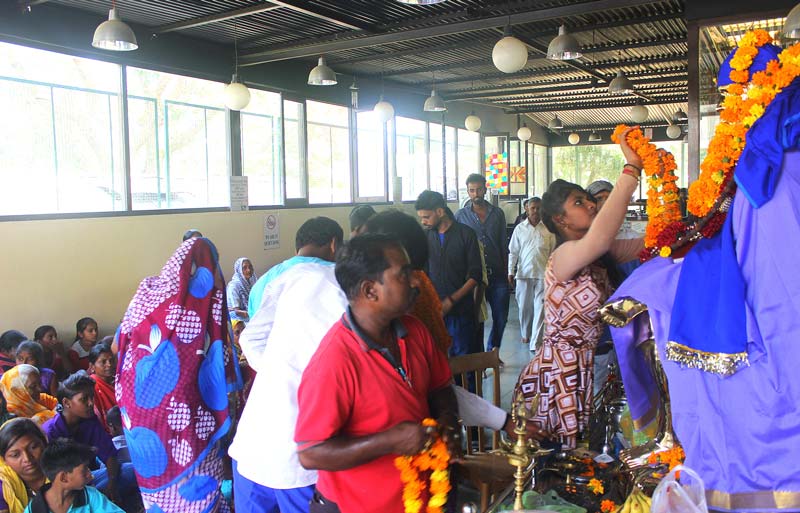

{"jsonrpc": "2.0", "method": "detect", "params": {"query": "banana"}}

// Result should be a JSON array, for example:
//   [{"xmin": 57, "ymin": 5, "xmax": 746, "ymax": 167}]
[{"xmin": 630, "ymin": 498, "xmax": 642, "ymax": 513}]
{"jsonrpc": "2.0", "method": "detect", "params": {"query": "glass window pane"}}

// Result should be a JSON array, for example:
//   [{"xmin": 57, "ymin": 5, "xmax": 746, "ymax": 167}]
[
  {"xmin": 527, "ymin": 143, "xmax": 534, "ymax": 197},
  {"xmin": 307, "ymin": 100, "xmax": 351, "ymax": 204},
  {"xmin": 241, "ymin": 89, "xmax": 282, "ymax": 206},
  {"xmin": 356, "ymin": 110, "xmax": 386, "ymax": 199},
  {"xmin": 534, "ymin": 144, "xmax": 547, "ymax": 197},
  {"xmin": 552, "ymin": 146, "xmax": 578, "ymax": 182},
  {"xmin": 509, "ymin": 139, "xmax": 525, "ymax": 196},
  {"xmin": 127, "ymin": 67, "xmax": 227, "ymax": 209},
  {"xmin": 457, "ymin": 129, "xmax": 480, "ymax": 206},
  {"xmin": 445, "ymin": 126, "xmax": 457, "ymax": 201},
  {"xmin": 395, "ymin": 117, "xmax": 427, "ymax": 202},
  {"xmin": 429, "ymin": 122, "xmax": 443, "ymax": 194},
  {"xmin": 284, "ymin": 99, "xmax": 306, "ymax": 200},
  {"xmin": 0, "ymin": 42, "xmax": 124, "ymax": 215}
]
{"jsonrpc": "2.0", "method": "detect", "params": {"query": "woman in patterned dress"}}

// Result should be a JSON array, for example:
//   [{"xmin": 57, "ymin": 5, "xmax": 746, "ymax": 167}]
[{"xmin": 514, "ymin": 128, "xmax": 644, "ymax": 448}]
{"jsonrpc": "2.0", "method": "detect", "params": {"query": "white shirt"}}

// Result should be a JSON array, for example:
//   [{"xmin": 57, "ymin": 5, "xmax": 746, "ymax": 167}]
[
  {"xmin": 228, "ymin": 261, "xmax": 348, "ymax": 489},
  {"xmin": 508, "ymin": 220, "xmax": 556, "ymax": 279}
]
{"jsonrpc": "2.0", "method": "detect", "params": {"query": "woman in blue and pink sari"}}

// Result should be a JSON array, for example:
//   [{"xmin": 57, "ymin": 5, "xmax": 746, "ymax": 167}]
[{"xmin": 116, "ymin": 237, "xmax": 241, "ymax": 513}]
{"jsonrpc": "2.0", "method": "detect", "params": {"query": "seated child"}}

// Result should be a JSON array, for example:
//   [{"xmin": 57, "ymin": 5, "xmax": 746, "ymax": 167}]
[
  {"xmin": 104, "ymin": 407, "xmax": 129, "ymax": 464},
  {"xmin": 25, "ymin": 438, "xmax": 124, "ymax": 513}
]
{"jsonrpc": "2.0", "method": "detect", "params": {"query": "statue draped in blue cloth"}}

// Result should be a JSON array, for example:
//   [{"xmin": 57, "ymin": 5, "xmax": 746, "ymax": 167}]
[{"xmin": 605, "ymin": 42, "xmax": 800, "ymax": 512}]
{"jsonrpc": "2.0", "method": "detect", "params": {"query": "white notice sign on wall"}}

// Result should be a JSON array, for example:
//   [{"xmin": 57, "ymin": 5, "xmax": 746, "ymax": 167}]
[
  {"xmin": 230, "ymin": 176, "xmax": 249, "ymax": 211},
  {"xmin": 264, "ymin": 213, "xmax": 280, "ymax": 250}
]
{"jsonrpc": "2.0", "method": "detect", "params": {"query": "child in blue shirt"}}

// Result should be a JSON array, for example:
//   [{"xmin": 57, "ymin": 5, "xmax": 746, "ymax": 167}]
[{"xmin": 24, "ymin": 439, "xmax": 123, "ymax": 513}]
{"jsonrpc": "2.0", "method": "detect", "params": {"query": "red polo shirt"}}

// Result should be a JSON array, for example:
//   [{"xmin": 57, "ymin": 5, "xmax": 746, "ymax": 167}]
[{"xmin": 295, "ymin": 311, "xmax": 452, "ymax": 513}]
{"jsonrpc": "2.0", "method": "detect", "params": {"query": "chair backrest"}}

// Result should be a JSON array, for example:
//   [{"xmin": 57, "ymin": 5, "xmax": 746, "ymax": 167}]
[{"xmin": 449, "ymin": 348, "xmax": 502, "ymax": 454}]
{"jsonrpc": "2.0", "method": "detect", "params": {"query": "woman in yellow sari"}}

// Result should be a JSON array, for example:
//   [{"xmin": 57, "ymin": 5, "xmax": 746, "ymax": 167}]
[
  {"xmin": 0, "ymin": 418, "xmax": 48, "ymax": 513},
  {"xmin": 0, "ymin": 366, "xmax": 56, "ymax": 426}
]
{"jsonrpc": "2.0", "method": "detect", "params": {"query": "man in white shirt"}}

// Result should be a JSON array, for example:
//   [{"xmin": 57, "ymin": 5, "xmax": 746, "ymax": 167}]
[
  {"xmin": 507, "ymin": 197, "xmax": 556, "ymax": 351},
  {"xmin": 228, "ymin": 217, "xmax": 345, "ymax": 513}
]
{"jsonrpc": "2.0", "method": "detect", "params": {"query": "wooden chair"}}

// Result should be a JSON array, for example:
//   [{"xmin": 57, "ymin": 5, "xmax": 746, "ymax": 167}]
[{"xmin": 449, "ymin": 348, "xmax": 516, "ymax": 512}]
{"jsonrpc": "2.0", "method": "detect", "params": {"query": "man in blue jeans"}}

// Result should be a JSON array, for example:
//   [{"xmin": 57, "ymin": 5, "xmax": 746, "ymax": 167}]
[{"xmin": 455, "ymin": 174, "xmax": 510, "ymax": 357}]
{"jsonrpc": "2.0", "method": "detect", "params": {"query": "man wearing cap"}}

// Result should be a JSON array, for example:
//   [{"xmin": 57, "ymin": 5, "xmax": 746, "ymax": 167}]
[{"xmin": 507, "ymin": 197, "xmax": 555, "ymax": 351}]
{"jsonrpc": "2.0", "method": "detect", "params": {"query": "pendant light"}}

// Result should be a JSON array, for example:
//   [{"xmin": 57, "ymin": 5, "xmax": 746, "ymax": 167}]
[
  {"xmin": 423, "ymin": 72, "xmax": 446, "ymax": 112},
  {"xmin": 547, "ymin": 25, "xmax": 582, "ymax": 60},
  {"xmin": 92, "ymin": 1, "xmax": 138, "ymax": 51},
  {"xmin": 631, "ymin": 103, "xmax": 649, "ymax": 123},
  {"xmin": 223, "ymin": 21, "xmax": 250, "ymax": 111},
  {"xmin": 548, "ymin": 115, "xmax": 564, "ymax": 130},
  {"xmin": 666, "ymin": 123, "xmax": 682, "ymax": 139},
  {"xmin": 308, "ymin": 57, "xmax": 337, "ymax": 86},
  {"xmin": 609, "ymin": 70, "xmax": 634, "ymax": 94},
  {"xmin": 673, "ymin": 109, "xmax": 688, "ymax": 122},
  {"xmin": 568, "ymin": 133, "xmax": 580, "ymax": 145},
  {"xmin": 784, "ymin": 3, "xmax": 800, "ymax": 39},
  {"xmin": 588, "ymin": 130, "xmax": 601, "ymax": 142},
  {"xmin": 465, "ymin": 112, "xmax": 481, "ymax": 132},
  {"xmin": 373, "ymin": 68, "xmax": 394, "ymax": 123},
  {"xmin": 492, "ymin": 24, "xmax": 528, "ymax": 73},
  {"xmin": 517, "ymin": 124, "xmax": 532, "ymax": 141}
]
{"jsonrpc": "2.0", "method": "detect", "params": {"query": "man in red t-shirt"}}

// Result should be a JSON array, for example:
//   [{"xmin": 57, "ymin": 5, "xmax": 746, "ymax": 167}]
[{"xmin": 295, "ymin": 234, "xmax": 460, "ymax": 513}]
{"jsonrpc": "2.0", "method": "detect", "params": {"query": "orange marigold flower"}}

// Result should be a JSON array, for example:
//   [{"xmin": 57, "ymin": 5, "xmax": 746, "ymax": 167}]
[
  {"xmin": 588, "ymin": 478, "xmax": 604, "ymax": 495},
  {"xmin": 600, "ymin": 500, "xmax": 617, "ymax": 513}
]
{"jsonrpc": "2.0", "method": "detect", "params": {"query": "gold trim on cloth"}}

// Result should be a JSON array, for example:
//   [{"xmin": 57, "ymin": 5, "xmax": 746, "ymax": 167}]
[
  {"xmin": 631, "ymin": 389, "xmax": 661, "ymax": 432},
  {"xmin": 665, "ymin": 341, "xmax": 749, "ymax": 377},
  {"xmin": 599, "ymin": 296, "xmax": 649, "ymax": 328},
  {"xmin": 707, "ymin": 488, "xmax": 800, "ymax": 511}
]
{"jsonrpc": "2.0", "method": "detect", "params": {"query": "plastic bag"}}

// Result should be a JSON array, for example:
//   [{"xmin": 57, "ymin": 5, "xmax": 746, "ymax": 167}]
[{"xmin": 650, "ymin": 465, "xmax": 708, "ymax": 513}]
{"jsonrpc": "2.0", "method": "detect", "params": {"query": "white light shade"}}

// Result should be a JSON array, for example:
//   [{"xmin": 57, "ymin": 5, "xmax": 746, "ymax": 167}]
[
  {"xmin": 548, "ymin": 115, "xmax": 563, "ymax": 130},
  {"xmin": 784, "ymin": 3, "xmax": 800, "ymax": 38},
  {"xmin": 568, "ymin": 132, "xmax": 580, "ymax": 145},
  {"xmin": 609, "ymin": 70, "xmax": 634, "ymax": 94},
  {"xmin": 666, "ymin": 123, "xmax": 682, "ymax": 139},
  {"xmin": 308, "ymin": 57, "xmax": 337, "ymax": 86},
  {"xmin": 465, "ymin": 114, "xmax": 481, "ymax": 132},
  {"xmin": 547, "ymin": 25, "xmax": 582, "ymax": 60},
  {"xmin": 373, "ymin": 96, "xmax": 395, "ymax": 123},
  {"xmin": 223, "ymin": 76, "xmax": 251, "ymax": 111},
  {"xmin": 517, "ymin": 125, "xmax": 532, "ymax": 141},
  {"xmin": 92, "ymin": 8, "xmax": 138, "ymax": 51},
  {"xmin": 492, "ymin": 35, "xmax": 528, "ymax": 73},
  {"xmin": 423, "ymin": 89, "xmax": 446, "ymax": 111},
  {"xmin": 588, "ymin": 130, "xmax": 601, "ymax": 142},
  {"xmin": 673, "ymin": 109, "xmax": 688, "ymax": 122},
  {"xmin": 631, "ymin": 104, "xmax": 649, "ymax": 123}
]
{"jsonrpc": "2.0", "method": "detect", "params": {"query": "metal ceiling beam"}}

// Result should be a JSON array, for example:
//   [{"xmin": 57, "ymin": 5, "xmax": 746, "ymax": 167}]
[
  {"xmin": 266, "ymin": 0, "xmax": 373, "ymax": 32},
  {"xmin": 446, "ymin": 73, "xmax": 688, "ymax": 100},
  {"xmin": 152, "ymin": 4, "xmax": 282, "ymax": 34},
  {"xmin": 495, "ymin": 87, "xmax": 687, "ymax": 106},
  {"xmin": 507, "ymin": 94, "xmax": 688, "ymax": 114},
  {"xmin": 239, "ymin": 0, "xmax": 661, "ymax": 66},
  {"xmin": 540, "ymin": 120, "xmax": 687, "ymax": 132}
]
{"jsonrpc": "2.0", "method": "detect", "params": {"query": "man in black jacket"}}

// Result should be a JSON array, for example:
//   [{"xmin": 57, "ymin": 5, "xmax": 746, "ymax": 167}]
[{"xmin": 415, "ymin": 190, "xmax": 483, "ymax": 356}]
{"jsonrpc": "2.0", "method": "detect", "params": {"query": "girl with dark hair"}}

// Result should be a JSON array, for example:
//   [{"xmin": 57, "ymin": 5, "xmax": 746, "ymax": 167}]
[
  {"xmin": 0, "ymin": 332, "xmax": 26, "ymax": 375},
  {"xmin": 87, "ymin": 345, "xmax": 117, "ymax": 433},
  {"xmin": 0, "ymin": 418, "xmax": 48, "ymax": 513},
  {"xmin": 33, "ymin": 326, "xmax": 71, "ymax": 379},
  {"xmin": 514, "ymin": 128, "xmax": 644, "ymax": 449},
  {"xmin": 15, "ymin": 342, "xmax": 57, "ymax": 397},
  {"xmin": 67, "ymin": 318, "xmax": 98, "ymax": 372}
]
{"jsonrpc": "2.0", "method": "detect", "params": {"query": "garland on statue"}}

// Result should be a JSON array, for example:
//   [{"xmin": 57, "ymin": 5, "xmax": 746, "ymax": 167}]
[
  {"xmin": 395, "ymin": 418, "xmax": 451, "ymax": 513},
  {"xmin": 615, "ymin": 30, "xmax": 800, "ymax": 261}
]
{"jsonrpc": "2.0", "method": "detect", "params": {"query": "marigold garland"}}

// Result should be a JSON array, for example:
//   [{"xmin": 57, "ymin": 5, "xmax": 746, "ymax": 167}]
[
  {"xmin": 394, "ymin": 418, "xmax": 451, "ymax": 513},
  {"xmin": 647, "ymin": 446, "xmax": 685, "ymax": 471},
  {"xmin": 600, "ymin": 499, "xmax": 618, "ymax": 513}
]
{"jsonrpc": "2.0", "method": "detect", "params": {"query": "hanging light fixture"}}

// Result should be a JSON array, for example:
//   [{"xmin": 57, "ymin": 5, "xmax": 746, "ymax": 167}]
[
  {"xmin": 492, "ymin": 24, "xmax": 528, "ymax": 73},
  {"xmin": 465, "ymin": 112, "xmax": 481, "ymax": 132},
  {"xmin": 609, "ymin": 70, "xmax": 634, "ymax": 94},
  {"xmin": 308, "ymin": 57, "xmax": 337, "ymax": 86},
  {"xmin": 673, "ymin": 109, "xmax": 688, "ymax": 122},
  {"xmin": 517, "ymin": 124, "xmax": 532, "ymax": 141},
  {"xmin": 784, "ymin": 3, "xmax": 800, "ymax": 39},
  {"xmin": 568, "ymin": 133, "xmax": 580, "ymax": 145},
  {"xmin": 374, "ymin": 96, "xmax": 395, "ymax": 122},
  {"xmin": 223, "ymin": 21, "xmax": 250, "ymax": 111},
  {"xmin": 92, "ymin": 2, "xmax": 138, "ymax": 51},
  {"xmin": 548, "ymin": 115, "xmax": 564, "ymax": 130},
  {"xmin": 631, "ymin": 103, "xmax": 649, "ymax": 123},
  {"xmin": 588, "ymin": 130, "xmax": 601, "ymax": 142},
  {"xmin": 666, "ymin": 123, "xmax": 682, "ymax": 139},
  {"xmin": 423, "ymin": 89, "xmax": 446, "ymax": 112},
  {"xmin": 547, "ymin": 25, "xmax": 582, "ymax": 60}
]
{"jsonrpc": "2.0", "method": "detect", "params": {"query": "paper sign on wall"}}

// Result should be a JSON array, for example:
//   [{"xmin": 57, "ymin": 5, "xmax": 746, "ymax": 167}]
[
  {"xmin": 264, "ymin": 213, "xmax": 280, "ymax": 250},
  {"xmin": 230, "ymin": 176, "xmax": 249, "ymax": 211}
]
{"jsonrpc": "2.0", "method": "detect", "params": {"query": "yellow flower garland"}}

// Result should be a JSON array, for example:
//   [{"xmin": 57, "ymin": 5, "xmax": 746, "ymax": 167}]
[{"xmin": 394, "ymin": 418, "xmax": 451, "ymax": 513}]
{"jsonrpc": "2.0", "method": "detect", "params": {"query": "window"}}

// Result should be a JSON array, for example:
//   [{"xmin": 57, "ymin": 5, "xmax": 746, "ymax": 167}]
[
  {"xmin": 355, "ymin": 110, "xmax": 386, "ymax": 200},
  {"xmin": 483, "ymin": 135, "xmax": 508, "ymax": 195},
  {"xmin": 283, "ymin": 99, "xmax": 306, "ymax": 201},
  {"xmin": 659, "ymin": 140, "xmax": 689, "ymax": 187},
  {"xmin": 395, "ymin": 117, "xmax": 427, "ymax": 201},
  {"xmin": 457, "ymin": 129, "xmax": 480, "ymax": 205},
  {"xmin": 533, "ymin": 144, "xmax": 548, "ymax": 197},
  {"xmin": 553, "ymin": 144, "xmax": 626, "ymax": 187},
  {"xmin": 306, "ymin": 100, "xmax": 351, "ymax": 204},
  {"xmin": 429, "ymin": 122, "xmax": 444, "ymax": 195},
  {"xmin": 127, "ymin": 67, "xmax": 227, "ymax": 210},
  {"xmin": 444, "ymin": 126, "xmax": 457, "ymax": 201},
  {"xmin": 0, "ymin": 42, "xmax": 124, "ymax": 215},
  {"xmin": 241, "ymin": 88, "xmax": 282, "ymax": 206}
]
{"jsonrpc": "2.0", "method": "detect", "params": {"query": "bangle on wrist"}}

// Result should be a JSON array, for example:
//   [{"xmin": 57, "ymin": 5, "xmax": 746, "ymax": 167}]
[
  {"xmin": 624, "ymin": 162, "xmax": 642, "ymax": 172},
  {"xmin": 622, "ymin": 168, "xmax": 640, "ymax": 180}
]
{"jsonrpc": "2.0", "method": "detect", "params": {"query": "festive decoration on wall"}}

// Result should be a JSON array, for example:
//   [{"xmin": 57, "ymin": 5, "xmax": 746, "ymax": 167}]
[{"xmin": 485, "ymin": 152, "xmax": 509, "ymax": 194}]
